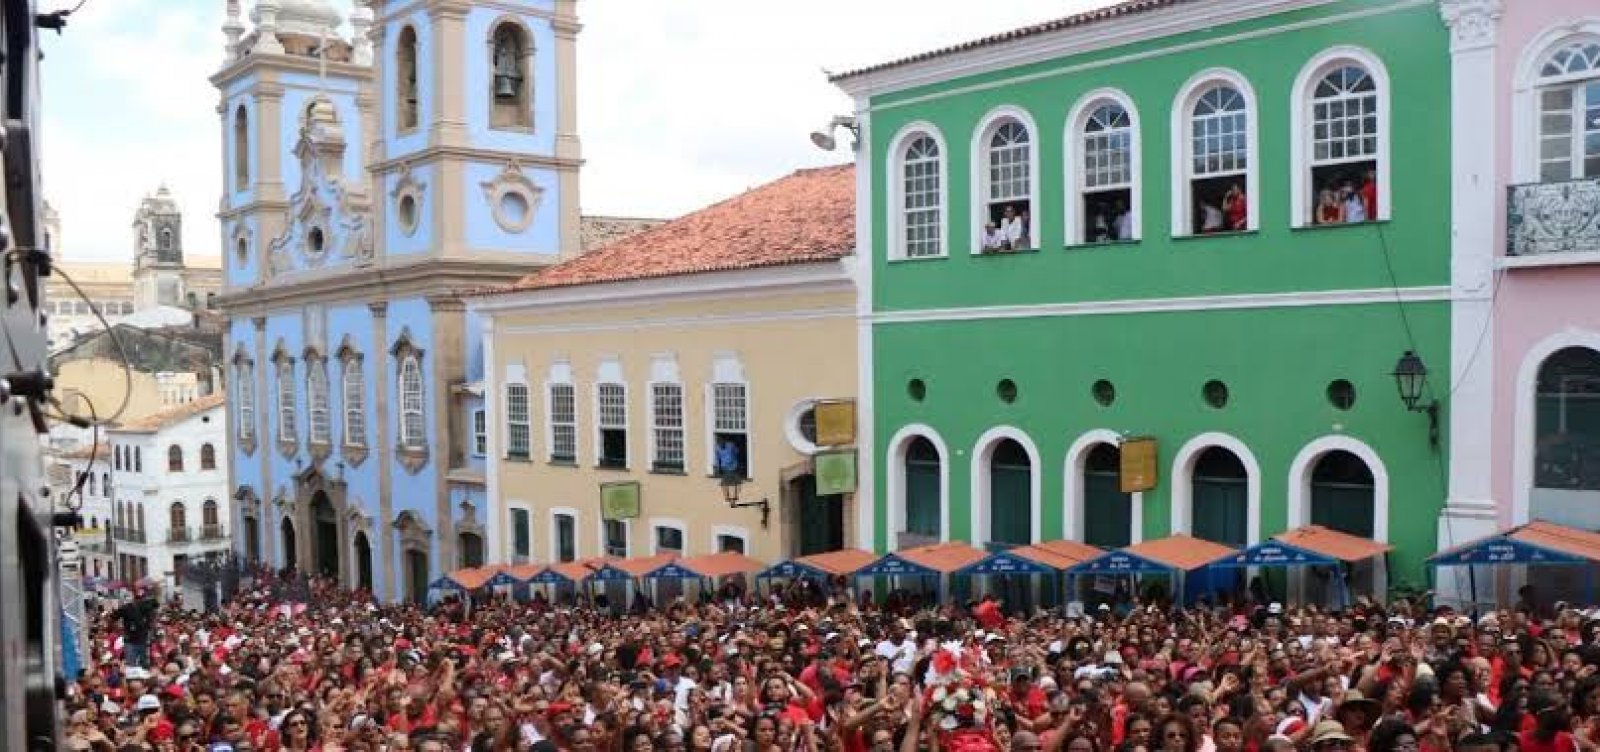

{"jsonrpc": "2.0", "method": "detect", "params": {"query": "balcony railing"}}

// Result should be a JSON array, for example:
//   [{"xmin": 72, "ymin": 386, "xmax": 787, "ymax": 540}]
[
  {"xmin": 168, "ymin": 526, "xmax": 192, "ymax": 544},
  {"xmin": 1507, "ymin": 176, "xmax": 1600, "ymax": 257},
  {"xmin": 112, "ymin": 526, "xmax": 146, "ymax": 544},
  {"xmin": 200, "ymin": 524, "xmax": 226, "ymax": 541}
]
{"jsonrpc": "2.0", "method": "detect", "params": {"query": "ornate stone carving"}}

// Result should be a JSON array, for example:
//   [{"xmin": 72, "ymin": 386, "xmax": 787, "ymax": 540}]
[
  {"xmin": 479, "ymin": 160, "xmax": 544, "ymax": 233},
  {"xmin": 1439, "ymin": 0, "xmax": 1502, "ymax": 52},
  {"xmin": 1507, "ymin": 177, "xmax": 1600, "ymax": 257},
  {"xmin": 393, "ymin": 511, "xmax": 433, "ymax": 553}
]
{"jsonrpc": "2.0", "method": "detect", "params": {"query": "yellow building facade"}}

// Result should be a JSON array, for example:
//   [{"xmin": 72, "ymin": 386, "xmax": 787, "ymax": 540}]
[{"xmin": 472, "ymin": 165, "xmax": 858, "ymax": 568}]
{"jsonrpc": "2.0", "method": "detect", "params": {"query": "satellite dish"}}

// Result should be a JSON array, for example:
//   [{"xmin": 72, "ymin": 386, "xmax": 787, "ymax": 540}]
[{"xmin": 810, "ymin": 129, "xmax": 837, "ymax": 151}]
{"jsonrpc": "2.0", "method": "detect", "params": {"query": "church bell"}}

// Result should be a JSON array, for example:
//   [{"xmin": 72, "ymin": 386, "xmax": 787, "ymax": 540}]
[{"xmin": 494, "ymin": 74, "xmax": 519, "ymax": 99}]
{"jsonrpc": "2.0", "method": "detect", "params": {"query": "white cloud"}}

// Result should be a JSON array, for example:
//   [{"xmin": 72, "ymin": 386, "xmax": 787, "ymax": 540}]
[{"xmin": 40, "ymin": 0, "xmax": 1111, "ymax": 261}]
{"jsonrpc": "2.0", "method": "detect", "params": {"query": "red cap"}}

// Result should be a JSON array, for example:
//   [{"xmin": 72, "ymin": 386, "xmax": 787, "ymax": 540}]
[
  {"xmin": 660, "ymin": 654, "xmax": 682, "ymax": 668},
  {"xmin": 164, "ymin": 684, "xmax": 185, "ymax": 699},
  {"xmin": 395, "ymin": 638, "xmax": 413, "ymax": 650}
]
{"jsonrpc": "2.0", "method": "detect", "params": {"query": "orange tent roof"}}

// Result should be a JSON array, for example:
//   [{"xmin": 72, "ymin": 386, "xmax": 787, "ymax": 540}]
[
  {"xmin": 1513, "ymin": 520, "xmax": 1600, "ymax": 561},
  {"xmin": 895, "ymin": 541, "xmax": 987, "ymax": 574},
  {"xmin": 609, "ymin": 552, "xmax": 680, "ymax": 577},
  {"xmin": 505, "ymin": 563, "xmax": 546, "ymax": 581},
  {"xmin": 1014, "ymin": 540, "xmax": 1104, "ymax": 570},
  {"xmin": 673, "ymin": 551, "xmax": 766, "ymax": 578},
  {"xmin": 1274, "ymin": 525, "xmax": 1391, "ymax": 562},
  {"xmin": 794, "ymin": 548, "xmax": 881, "ymax": 576},
  {"xmin": 448, "ymin": 565, "xmax": 506, "ymax": 590},
  {"xmin": 1123, "ymin": 534, "xmax": 1237, "ymax": 571}
]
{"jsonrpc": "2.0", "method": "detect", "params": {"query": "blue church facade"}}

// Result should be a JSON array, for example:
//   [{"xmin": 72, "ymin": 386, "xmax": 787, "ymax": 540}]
[{"xmin": 212, "ymin": 0, "xmax": 581, "ymax": 602}]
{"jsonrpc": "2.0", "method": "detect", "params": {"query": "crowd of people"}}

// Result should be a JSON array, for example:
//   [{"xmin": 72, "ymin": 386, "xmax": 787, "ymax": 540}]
[{"xmin": 66, "ymin": 565, "xmax": 1600, "ymax": 752}]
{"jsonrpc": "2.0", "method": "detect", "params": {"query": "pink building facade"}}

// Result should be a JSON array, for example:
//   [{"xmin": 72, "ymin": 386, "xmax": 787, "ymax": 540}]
[{"xmin": 1440, "ymin": 0, "xmax": 1600, "ymax": 603}]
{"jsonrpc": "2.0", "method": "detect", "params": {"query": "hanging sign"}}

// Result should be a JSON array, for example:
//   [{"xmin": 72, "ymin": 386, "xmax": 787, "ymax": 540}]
[
  {"xmin": 814, "ymin": 400, "xmax": 857, "ymax": 447},
  {"xmin": 600, "ymin": 481, "xmax": 641, "ymax": 520},
  {"xmin": 1120, "ymin": 436, "xmax": 1158, "ymax": 493},
  {"xmin": 814, "ymin": 450, "xmax": 857, "ymax": 496}
]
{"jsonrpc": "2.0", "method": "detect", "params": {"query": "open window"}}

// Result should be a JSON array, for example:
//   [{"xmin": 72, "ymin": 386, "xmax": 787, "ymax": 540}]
[
  {"xmin": 891, "ymin": 127, "xmax": 946, "ymax": 259},
  {"xmin": 396, "ymin": 26, "xmax": 420, "ymax": 132},
  {"xmin": 1175, "ymin": 73, "xmax": 1256, "ymax": 236},
  {"xmin": 1534, "ymin": 41, "xmax": 1600, "ymax": 181},
  {"xmin": 1074, "ymin": 99, "xmax": 1136, "ymax": 244},
  {"xmin": 974, "ymin": 110, "xmax": 1037, "ymax": 253},
  {"xmin": 1295, "ymin": 48, "xmax": 1389, "ymax": 226},
  {"xmin": 489, "ymin": 21, "xmax": 532, "ymax": 129},
  {"xmin": 596, "ymin": 383, "xmax": 627, "ymax": 469},
  {"xmin": 233, "ymin": 104, "xmax": 249, "ymax": 190},
  {"xmin": 711, "ymin": 382, "xmax": 749, "ymax": 479}
]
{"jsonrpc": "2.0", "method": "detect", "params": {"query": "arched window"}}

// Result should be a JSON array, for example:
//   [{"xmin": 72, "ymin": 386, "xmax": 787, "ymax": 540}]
[
  {"xmin": 200, "ymin": 443, "xmax": 216, "ymax": 470},
  {"xmin": 1535, "ymin": 41, "xmax": 1600, "ymax": 181},
  {"xmin": 895, "ymin": 130, "xmax": 944, "ymax": 259},
  {"xmin": 490, "ymin": 22, "xmax": 531, "ymax": 129},
  {"xmin": 167, "ymin": 444, "xmax": 184, "ymax": 472},
  {"xmin": 342, "ymin": 357, "xmax": 366, "ymax": 447},
  {"xmin": 1535, "ymin": 347, "xmax": 1600, "ymax": 491},
  {"xmin": 202, "ymin": 499, "xmax": 219, "ymax": 526},
  {"xmin": 1296, "ymin": 49, "xmax": 1388, "ymax": 226},
  {"xmin": 159, "ymin": 229, "xmax": 173, "ymax": 251},
  {"xmin": 976, "ymin": 114, "xmax": 1035, "ymax": 252},
  {"xmin": 170, "ymin": 502, "xmax": 187, "ymax": 539},
  {"xmin": 307, "ymin": 356, "xmax": 330, "ymax": 445},
  {"xmin": 1073, "ymin": 98, "xmax": 1136, "ymax": 244},
  {"xmin": 1309, "ymin": 450, "xmax": 1375, "ymax": 538},
  {"xmin": 1191, "ymin": 447, "xmax": 1248, "ymax": 546},
  {"xmin": 1175, "ymin": 73, "xmax": 1256, "ymax": 236},
  {"xmin": 397, "ymin": 26, "xmax": 419, "ymax": 131},
  {"xmin": 399, "ymin": 354, "xmax": 425, "ymax": 448},
  {"xmin": 233, "ymin": 104, "xmax": 249, "ymax": 189}
]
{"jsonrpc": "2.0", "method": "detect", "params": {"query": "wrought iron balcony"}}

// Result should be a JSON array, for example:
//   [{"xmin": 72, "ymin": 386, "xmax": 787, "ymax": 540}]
[
  {"xmin": 168, "ymin": 526, "xmax": 192, "ymax": 544},
  {"xmin": 200, "ymin": 524, "xmax": 226, "ymax": 541},
  {"xmin": 1507, "ymin": 177, "xmax": 1600, "ymax": 257},
  {"xmin": 113, "ymin": 526, "xmax": 146, "ymax": 544}
]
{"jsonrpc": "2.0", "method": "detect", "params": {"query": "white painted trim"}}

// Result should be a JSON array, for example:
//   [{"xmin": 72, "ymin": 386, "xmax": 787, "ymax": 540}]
[
  {"xmin": 839, "ymin": 1, "xmax": 1420, "ymax": 108},
  {"xmin": 705, "ymin": 354, "xmax": 752, "ymax": 479},
  {"xmin": 1064, "ymin": 88, "xmax": 1143, "ymax": 244},
  {"xmin": 503, "ymin": 306, "xmax": 855, "ymax": 336},
  {"xmin": 505, "ymin": 500, "xmax": 534, "ymax": 563},
  {"xmin": 886, "ymin": 121, "xmax": 950, "ymax": 261},
  {"xmin": 874, "ymin": 285, "xmax": 1451, "ymax": 325},
  {"xmin": 783, "ymin": 399, "xmax": 822, "ymax": 456},
  {"xmin": 969, "ymin": 426, "xmax": 1043, "ymax": 547},
  {"xmin": 649, "ymin": 516, "xmax": 690, "ymax": 555},
  {"xmin": 468, "ymin": 260, "xmax": 855, "ymax": 314},
  {"xmin": 549, "ymin": 506, "xmax": 581, "ymax": 562},
  {"xmin": 1169, "ymin": 68, "xmax": 1260, "ymax": 237},
  {"xmin": 597, "ymin": 517, "xmax": 632, "ymax": 559},
  {"xmin": 885, "ymin": 424, "xmax": 952, "ymax": 544},
  {"xmin": 1286, "ymin": 435, "xmax": 1390, "ymax": 542},
  {"xmin": 854, "ymin": 100, "xmax": 877, "ymax": 552},
  {"xmin": 969, "ymin": 105, "xmax": 1043, "ymax": 254},
  {"xmin": 1510, "ymin": 21, "xmax": 1600, "ymax": 184},
  {"xmin": 1511, "ymin": 329, "xmax": 1600, "ymax": 525},
  {"xmin": 1062, "ymin": 430, "xmax": 1143, "ymax": 544},
  {"xmin": 711, "ymin": 524, "xmax": 752, "ymax": 557},
  {"xmin": 1289, "ymin": 45, "xmax": 1392, "ymax": 228},
  {"xmin": 1169, "ymin": 432, "xmax": 1262, "ymax": 545}
]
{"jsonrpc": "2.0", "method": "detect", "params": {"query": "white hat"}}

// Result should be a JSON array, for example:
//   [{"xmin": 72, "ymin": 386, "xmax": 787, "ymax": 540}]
[
  {"xmin": 984, "ymin": 633, "xmax": 1004, "ymax": 644},
  {"xmin": 124, "ymin": 667, "xmax": 150, "ymax": 681},
  {"xmin": 135, "ymin": 694, "xmax": 161, "ymax": 712},
  {"xmin": 100, "ymin": 699, "xmax": 120, "ymax": 715},
  {"xmin": 587, "ymin": 642, "xmax": 604, "ymax": 657},
  {"xmin": 1268, "ymin": 602, "xmax": 1284, "ymax": 615}
]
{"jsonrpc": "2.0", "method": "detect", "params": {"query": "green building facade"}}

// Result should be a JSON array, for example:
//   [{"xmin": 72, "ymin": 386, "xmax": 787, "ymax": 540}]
[{"xmin": 833, "ymin": 0, "xmax": 1454, "ymax": 589}]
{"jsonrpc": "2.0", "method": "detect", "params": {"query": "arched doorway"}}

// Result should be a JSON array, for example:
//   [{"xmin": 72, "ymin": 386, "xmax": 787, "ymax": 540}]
[
  {"xmin": 458, "ymin": 531, "xmax": 484, "ymax": 569},
  {"xmin": 988, "ymin": 439, "xmax": 1032, "ymax": 547},
  {"xmin": 1191, "ymin": 447, "xmax": 1248, "ymax": 546},
  {"xmin": 903, "ymin": 436, "xmax": 941, "ymax": 542},
  {"xmin": 1310, "ymin": 450, "xmax": 1376, "ymax": 537},
  {"xmin": 311, "ymin": 491, "xmax": 340, "ymax": 580},
  {"xmin": 796, "ymin": 474, "xmax": 844, "ymax": 556},
  {"xmin": 1083, "ymin": 444, "xmax": 1131, "ymax": 548},
  {"xmin": 405, "ymin": 549, "xmax": 429, "ymax": 604},
  {"xmin": 1531, "ymin": 346, "xmax": 1600, "ymax": 602},
  {"xmin": 280, "ymin": 517, "xmax": 297, "ymax": 571},
  {"xmin": 353, "ymin": 532, "xmax": 373, "ymax": 593}
]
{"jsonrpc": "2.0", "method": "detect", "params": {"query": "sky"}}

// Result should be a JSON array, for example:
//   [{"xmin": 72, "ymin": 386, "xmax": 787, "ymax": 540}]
[{"xmin": 39, "ymin": 0, "xmax": 1115, "ymax": 262}]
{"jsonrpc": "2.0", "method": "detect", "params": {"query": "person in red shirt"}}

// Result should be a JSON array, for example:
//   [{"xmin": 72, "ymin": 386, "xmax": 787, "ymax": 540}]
[
  {"xmin": 974, "ymin": 595, "xmax": 1005, "ymax": 631},
  {"xmin": 1008, "ymin": 669, "xmax": 1049, "ymax": 731},
  {"xmin": 1359, "ymin": 171, "xmax": 1377, "ymax": 219}
]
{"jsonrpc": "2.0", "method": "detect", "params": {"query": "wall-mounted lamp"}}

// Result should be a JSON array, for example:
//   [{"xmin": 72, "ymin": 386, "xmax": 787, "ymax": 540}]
[
  {"xmin": 1391, "ymin": 350, "xmax": 1440, "ymax": 449},
  {"xmin": 719, "ymin": 474, "xmax": 770, "ymax": 528},
  {"xmin": 809, "ymin": 116, "xmax": 859, "ymax": 152}
]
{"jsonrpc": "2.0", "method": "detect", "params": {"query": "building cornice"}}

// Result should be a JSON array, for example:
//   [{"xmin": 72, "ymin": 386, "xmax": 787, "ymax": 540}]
[
  {"xmin": 368, "ymin": 146, "xmax": 581, "ymax": 176},
  {"xmin": 1439, "ymin": 0, "xmax": 1503, "ymax": 53},
  {"xmin": 467, "ymin": 258, "xmax": 857, "ymax": 315},
  {"xmin": 217, "ymin": 258, "xmax": 540, "ymax": 314},
  {"xmin": 871, "ymin": 285, "xmax": 1453, "ymax": 325},
  {"xmin": 210, "ymin": 56, "xmax": 371, "ymax": 91}
]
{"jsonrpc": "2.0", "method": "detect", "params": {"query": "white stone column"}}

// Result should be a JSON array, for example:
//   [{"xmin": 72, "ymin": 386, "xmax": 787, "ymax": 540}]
[
  {"xmin": 852, "ymin": 98, "xmax": 876, "ymax": 552},
  {"xmin": 481, "ymin": 314, "xmax": 503, "ymax": 563},
  {"xmin": 1438, "ymin": 0, "xmax": 1503, "ymax": 608}
]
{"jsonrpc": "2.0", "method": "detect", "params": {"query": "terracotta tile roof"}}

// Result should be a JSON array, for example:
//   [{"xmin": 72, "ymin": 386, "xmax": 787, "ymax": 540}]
[
  {"xmin": 111, "ymin": 393, "xmax": 226, "ymax": 432},
  {"xmin": 895, "ymin": 541, "xmax": 988, "ymax": 574},
  {"xmin": 1123, "ymin": 533, "xmax": 1237, "ymax": 571},
  {"xmin": 793, "ymin": 548, "xmax": 881, "ymax": 577},
  {"xmin": 1274, "ymin": 525, "xmax": 1391, "ymax": 563},
  {"xmin": 496, "ymin": 165, "xmax": 854, "ymax": 292},
  {"xmin": 830, "ymin": 0, "xmax": 1190, "ymax": 83},
  {"xmin": 580, "ymin": 214, "xmax": 669, "ymax": 252}
]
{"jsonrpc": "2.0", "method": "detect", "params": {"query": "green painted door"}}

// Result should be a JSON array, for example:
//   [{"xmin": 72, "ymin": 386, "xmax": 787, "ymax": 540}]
[
  {"xmin": 1310, "ymin": 450, "xmax": 1375, "ymax": 538},
  {"xmin": 1193, "ymin": 448, "xmax": 1248, "ymax": 546},
  {"xmin": 1083, "ymin": 444, "xmax": 1131, "ymax": 548},
  {"xmin": 799, "ymin": 475, "xmax": 844, "ymax": 555},
  {"xmin": 990, "ymin": 440, "xmax": 1032, "ymax": 545},
  {"xmin": 905, "ymin": 437, "xmax": 941, "ymax": 538}
]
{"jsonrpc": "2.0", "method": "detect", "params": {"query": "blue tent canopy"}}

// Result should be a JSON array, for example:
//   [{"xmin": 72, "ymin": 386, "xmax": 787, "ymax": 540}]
[
  {"xmin": 644, "ymin": 561, "xmax": 707, "ymax": 581},
  {"xmin": 1210, "ymin": 540, "xmax": 1339, "ymax": 569},
  {"xmin": 958, "ymin": 549, "xmax": 1058, "ymax": 576},
  {"xmin": 1065, "ymin": 550, "xmax": 1174, "ymax": 577},
  {"xmin": 485, "ymin": 571, "xmax": 524, "ymax": 588},
  {"xmin": 429, "ymin": 576, "xmax": 464, "ymax": 592},
  {"xmin": 589, "ymin": 564, "xmax": 638, "ymax": 582},
  {"xmin": 756, "ymin": 559, "xmax": 830, "ymax": 581},
  {"xmin": 854, "ymin": 553, "xmax": 940, "ymax": 579},
  {"xmin": 529, "ymin": 567, "xmax": 578, "ymax": 585},
  {"xmin": 1427, "ymin": 536, "xmax": 1589, "ymax": 567}
]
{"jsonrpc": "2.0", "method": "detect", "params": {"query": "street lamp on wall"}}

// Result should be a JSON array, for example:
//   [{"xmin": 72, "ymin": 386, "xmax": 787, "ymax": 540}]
[
  {"xmin": 719, "ymin": 474, "xmax": 770, "ymax": 529},
  {"xmin": 1391, "ymin": 350, "xmax": 1440, "ymax": 449}
]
